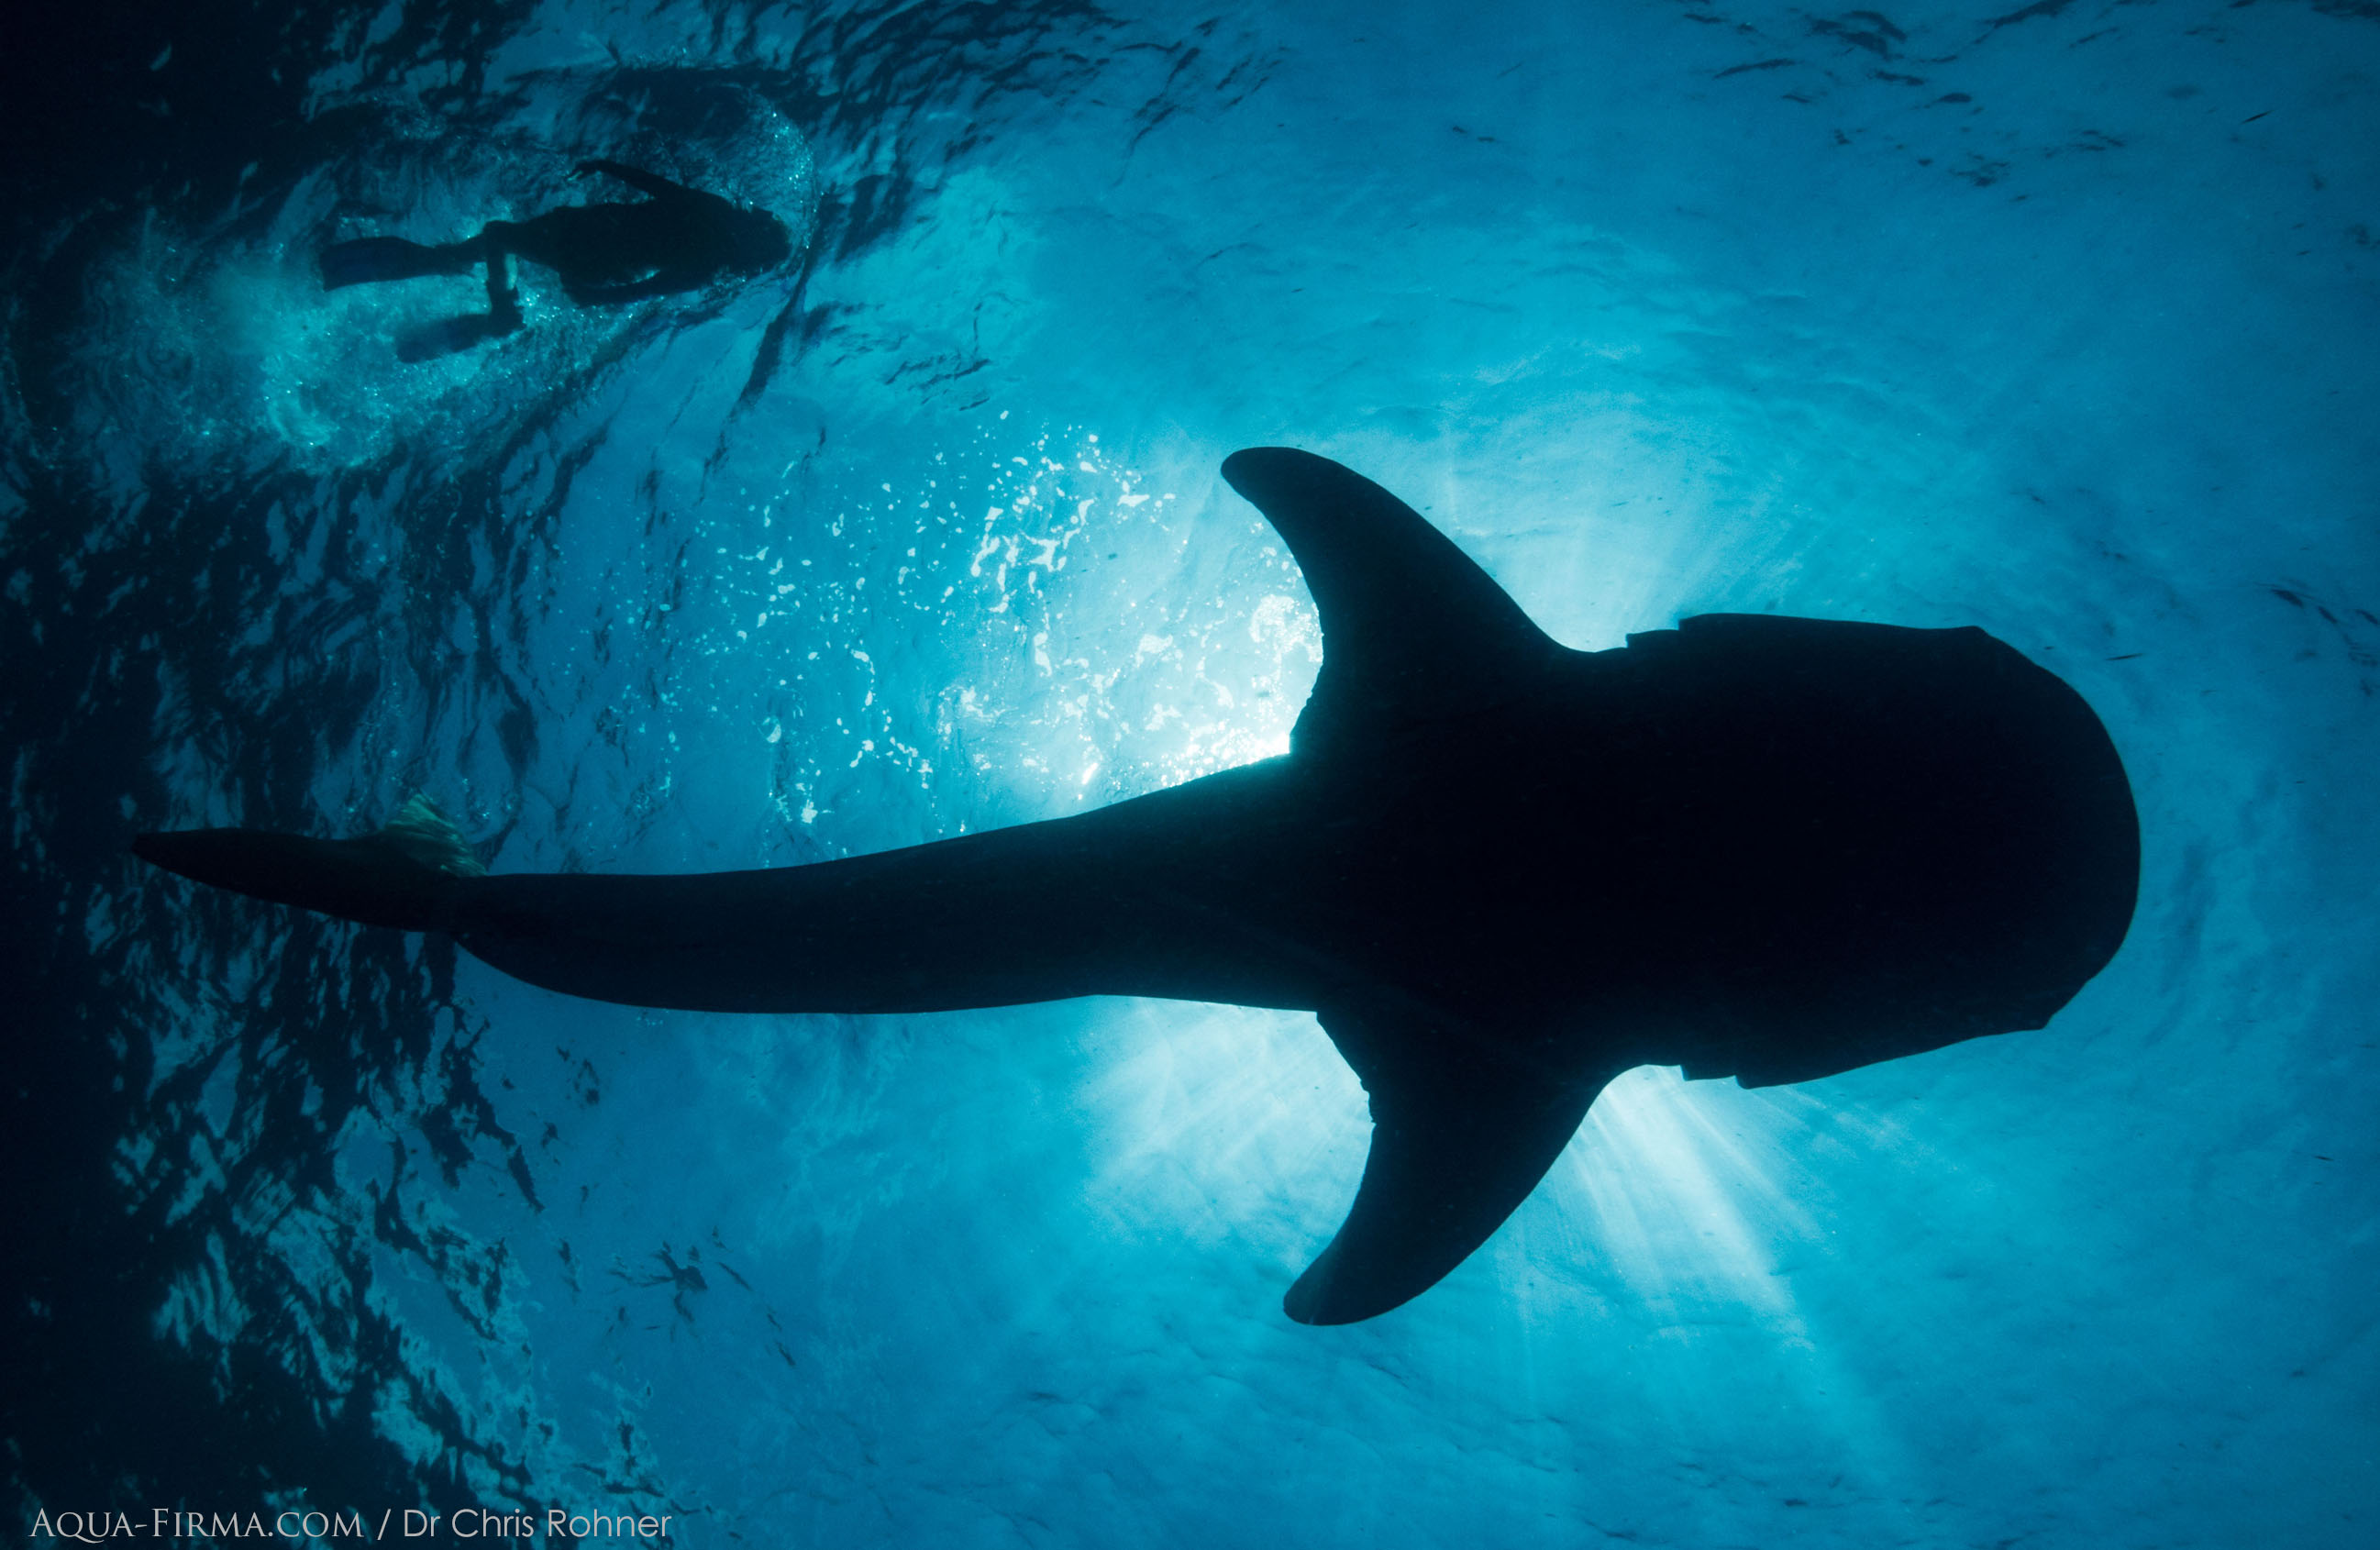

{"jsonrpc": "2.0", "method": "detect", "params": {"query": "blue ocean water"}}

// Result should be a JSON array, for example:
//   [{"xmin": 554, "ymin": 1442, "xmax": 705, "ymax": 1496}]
[{"xmin": 2, "ymin": 1, "xmax": 2374, "ymax": 1545}]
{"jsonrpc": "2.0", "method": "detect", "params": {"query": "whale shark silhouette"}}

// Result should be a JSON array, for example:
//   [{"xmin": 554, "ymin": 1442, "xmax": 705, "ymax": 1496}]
[{"xmin": 135, "ymin": 448, "xmax": 2140, "ymax": 1323}]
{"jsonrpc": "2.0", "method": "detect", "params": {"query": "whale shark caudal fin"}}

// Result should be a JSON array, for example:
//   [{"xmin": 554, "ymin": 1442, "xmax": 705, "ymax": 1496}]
[
  {"xmin": 132, "ymin": 795, "xmax": 482, "ymax": 932},
  {"xmin": 1285, "ymin": 1003, "xmax": 1613, "ymax": 1325},
  {"xmin": 1219, "ymin": 448, "xmax": 1567, "ymax": 750}
]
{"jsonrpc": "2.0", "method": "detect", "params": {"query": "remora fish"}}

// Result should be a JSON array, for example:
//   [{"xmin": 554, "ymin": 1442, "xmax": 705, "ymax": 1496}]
[{"xmin": 136, "ymin": 448, "xmax": 2140, "ymax": 1323}]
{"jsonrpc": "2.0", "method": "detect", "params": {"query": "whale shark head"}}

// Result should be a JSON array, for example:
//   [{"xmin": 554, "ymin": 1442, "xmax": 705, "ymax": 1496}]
[{"xmin": 1215, "ymin": 448, "xmax": 2139, "ymax": 1323}]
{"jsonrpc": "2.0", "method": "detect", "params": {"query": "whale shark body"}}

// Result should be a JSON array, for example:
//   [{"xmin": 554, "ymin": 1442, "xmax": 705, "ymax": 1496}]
[{"xmin": 136, "ymin": 448, "xmax": 2140, "ymax": 1323}]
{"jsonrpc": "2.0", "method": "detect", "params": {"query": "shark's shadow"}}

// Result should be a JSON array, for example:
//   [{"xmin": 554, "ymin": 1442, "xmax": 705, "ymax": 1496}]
[{"xmin": 137, "ymin": 448, "xmax": 2140, "ymax": 1324}]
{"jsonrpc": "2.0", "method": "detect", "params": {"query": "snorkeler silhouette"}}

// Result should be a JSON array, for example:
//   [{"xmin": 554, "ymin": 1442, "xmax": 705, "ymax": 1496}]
[{"xmin": 319, "ymin": 159, "xmax": 791, "ymax": 360}]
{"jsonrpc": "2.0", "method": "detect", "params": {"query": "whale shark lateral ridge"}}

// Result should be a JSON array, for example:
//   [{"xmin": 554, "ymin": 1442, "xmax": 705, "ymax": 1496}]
[{"xmin": 134, "ymin": 447, "xmax": 2141, "ymax": 1325}]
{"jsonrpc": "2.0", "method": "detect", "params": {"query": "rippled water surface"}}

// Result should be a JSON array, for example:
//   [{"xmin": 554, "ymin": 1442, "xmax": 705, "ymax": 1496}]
[{"xmin": 5, "ymin": 2, "xmax": 2376, "ymax": 1545}]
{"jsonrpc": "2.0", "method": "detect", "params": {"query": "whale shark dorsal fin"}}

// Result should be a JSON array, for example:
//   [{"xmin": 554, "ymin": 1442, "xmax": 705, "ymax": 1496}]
[
  {"xmin": 1287, "ymin": 1004, "xmax": 1611, "ymax": 1324},
  {"xmin": 1221, "ymin": 448, "xmax": 1564, "ymax": 749}
]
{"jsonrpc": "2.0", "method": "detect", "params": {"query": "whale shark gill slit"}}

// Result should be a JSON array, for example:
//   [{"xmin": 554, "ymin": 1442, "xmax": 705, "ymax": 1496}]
[{"xmin": 132, "ymin": 447, "xmax": 2142, "ymax": 1325}]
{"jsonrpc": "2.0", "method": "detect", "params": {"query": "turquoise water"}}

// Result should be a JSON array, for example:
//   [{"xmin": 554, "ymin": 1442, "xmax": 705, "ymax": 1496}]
[{"xmin": 3, "ymin": 2, "xmax": 2375, "ymax": 1545}]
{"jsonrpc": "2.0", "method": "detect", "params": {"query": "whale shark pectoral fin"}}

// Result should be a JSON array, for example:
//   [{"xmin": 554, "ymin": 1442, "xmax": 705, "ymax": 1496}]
[
  {"xmin": 1219, "ymin": 448, "xmax": 1564, "ymax": 747},
  {"xmin": 1287, "ymin": 1006, "xmax": 1607, "ymax": 1325}
]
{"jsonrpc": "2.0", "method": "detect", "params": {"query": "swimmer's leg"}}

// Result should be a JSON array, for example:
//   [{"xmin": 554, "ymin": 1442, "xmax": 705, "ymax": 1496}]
[
  {"xmin": 390, "ymin": 227, "xmax": 523, "ymax": 360},
  {"xmin": 475, "ymin": 223, "xmax": 524, "ymax": 327},
  {"xmin": 393, "ymin": 309, "xmax": 519, "ymax": 362},
  {"xmin": 318, "ymin": 237, "xmax": 479, "ymax": 291}
]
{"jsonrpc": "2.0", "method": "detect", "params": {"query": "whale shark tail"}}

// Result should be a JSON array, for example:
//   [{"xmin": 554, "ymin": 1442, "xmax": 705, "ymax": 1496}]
[{"xmin": 133, "ymin": 795, "xmax": 483, "ymax": 932}]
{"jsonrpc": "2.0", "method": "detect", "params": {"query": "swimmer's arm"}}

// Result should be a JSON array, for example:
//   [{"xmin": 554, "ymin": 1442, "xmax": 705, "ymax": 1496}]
[
  {"xmin": 573, "ymin": 159, "xmax": 699, "ymax": 201},
  {"xmin": 568, "ymin": 268, "xmax": 708, "ymax": 304}
]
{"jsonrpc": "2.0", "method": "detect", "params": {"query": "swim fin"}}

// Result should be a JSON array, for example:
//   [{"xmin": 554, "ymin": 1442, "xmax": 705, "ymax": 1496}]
[
  {"xmin": 394, "ymin": 305, "xmax": 523, "ymax": 362},
  {"xmin": 134, "ymin": 795, "xmax": 483, "ymax": 932},
  {"xmin": 319, "ymin": 236, "xmax": 475, "ymax": 291}
]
